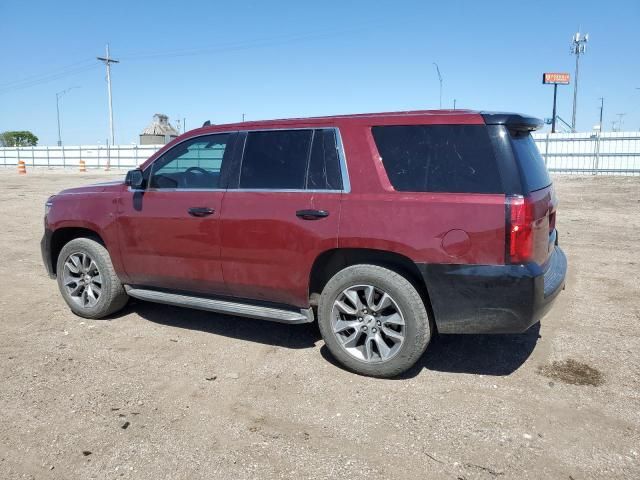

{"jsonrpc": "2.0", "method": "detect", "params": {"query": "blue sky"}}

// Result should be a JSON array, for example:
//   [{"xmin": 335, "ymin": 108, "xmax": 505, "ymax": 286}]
[{"xmin": 1, "ymin": 0, "xmax": 639, "ymax": 145}]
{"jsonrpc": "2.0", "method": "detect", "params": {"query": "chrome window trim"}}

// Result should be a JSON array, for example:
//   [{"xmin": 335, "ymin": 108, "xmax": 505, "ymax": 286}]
[{"xmin": 141, "ymin": 126, "xmax": 351, "ymax": 194}]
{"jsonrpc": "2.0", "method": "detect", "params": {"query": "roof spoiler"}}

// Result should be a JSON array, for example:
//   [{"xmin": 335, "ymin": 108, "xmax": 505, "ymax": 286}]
[{"xmin": 480, "ymin": 112, "xmax": 543, "ymax": 132}]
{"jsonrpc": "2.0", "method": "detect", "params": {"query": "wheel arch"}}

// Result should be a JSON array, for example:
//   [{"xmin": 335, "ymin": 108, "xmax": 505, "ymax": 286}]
[
  {"xmin": 308, "ymin": 248, "xmax": 434, "ymax": 323},
  {"xmin": 50, "ymin": 227, "xmax": 106, "ymax": 276}
]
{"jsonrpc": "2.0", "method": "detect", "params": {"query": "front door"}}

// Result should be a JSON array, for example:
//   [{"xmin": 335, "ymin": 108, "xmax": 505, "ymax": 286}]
[
  {"xmin": 117, "ymin": 133, "xmax": 235, "ymax": 295},
  {"xmin": 220, "ymin": 128, "xmax": 346, "ymax": 307}
]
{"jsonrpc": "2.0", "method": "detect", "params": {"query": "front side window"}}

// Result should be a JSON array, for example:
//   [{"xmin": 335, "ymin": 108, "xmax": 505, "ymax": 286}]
[
  {"xmin": 148, "ymin": 133, "xmax": 230, "ymax": 189},
  {"xmin": 371, "ymin": 125, "xmax": 503, "ymax": 194}
]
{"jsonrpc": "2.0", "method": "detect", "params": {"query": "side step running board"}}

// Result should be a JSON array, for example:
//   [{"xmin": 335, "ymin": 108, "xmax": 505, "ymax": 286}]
[{"xmin": 124, "ymin": 286, "xmax": 314, "ymax": 324}]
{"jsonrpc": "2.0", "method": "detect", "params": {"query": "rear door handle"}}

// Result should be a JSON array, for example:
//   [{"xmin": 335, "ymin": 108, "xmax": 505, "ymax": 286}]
[
  {"xmin": 188, "ymin": 207, "xmax": 215, "ymax": 217},
  {"xmin": 296, "ymin": 209, "xmax": 329, "ymax": 220}
]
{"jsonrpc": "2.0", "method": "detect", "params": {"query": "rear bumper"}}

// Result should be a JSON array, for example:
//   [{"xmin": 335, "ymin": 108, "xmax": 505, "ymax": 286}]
[
  {"xmin": 418, "ymin": 246, "xmax": 567, "ymax": 334},
  {"xmin": 41, "ymin": 227, "xmax": 56, "ymax": 278}
]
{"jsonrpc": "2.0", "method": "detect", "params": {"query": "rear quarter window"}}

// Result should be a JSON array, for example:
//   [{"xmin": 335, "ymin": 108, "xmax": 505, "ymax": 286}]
[
  {"xmin": 371, "ymin": 125, "xmax": 504, "ymax": 194},
  {"xmin": 509, "ymin": 132, "xmax": 551, "ymax": 192}
]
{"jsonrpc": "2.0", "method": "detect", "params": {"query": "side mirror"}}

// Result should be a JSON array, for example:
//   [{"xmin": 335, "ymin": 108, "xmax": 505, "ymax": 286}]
[{"xmin": 125, "ymin": 169, "xmax": 144, "ymax": 189}]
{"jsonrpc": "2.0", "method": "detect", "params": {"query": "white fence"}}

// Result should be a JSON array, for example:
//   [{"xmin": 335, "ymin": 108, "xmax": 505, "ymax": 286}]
[
  {"xmin": 532, "ymin": 131, "xmax": 640, "ymax": 175},
  {"xmin": 2, "ymin": 131, "xmax": 640, "ymax": 175},
  {"xmin": 0, "ymin": 144, "xmax": 162, "ymax": 170}
]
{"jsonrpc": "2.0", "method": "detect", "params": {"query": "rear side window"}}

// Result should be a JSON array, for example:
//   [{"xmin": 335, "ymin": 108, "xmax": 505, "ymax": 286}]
[
  {"xmin": 307, "ymin": 129, "xmax": 342, "ymax": 190},
  {"xmin": 238, "ymin": 129, "xmax": 343, "ymax": 190},
  {"xmin": 371, "ymin": 125, "xmax": 503, "ymax": 194},
  {"xmin": 509, "ymin": 132, "xmax": 551, "ymax": 192},
  {"xmin": 240, "ymin": 130, "xmax": 312, "ymax": 189}
]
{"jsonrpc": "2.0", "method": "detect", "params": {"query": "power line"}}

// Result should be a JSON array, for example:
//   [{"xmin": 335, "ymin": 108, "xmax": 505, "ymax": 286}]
[
  {"xmin": 118, "ymin": 22, "xmax": 381, "ymax": 61},
  {"xmin": 0, "ymin": 58, "xmax": 94, "ymax": 89},
  {"xmin": 0, "ymin": 21, "xmax": 383, "ymax": 96},
  {"xmin": 0, "ymin": 64, "xmax": 99, "ymax": 95}
]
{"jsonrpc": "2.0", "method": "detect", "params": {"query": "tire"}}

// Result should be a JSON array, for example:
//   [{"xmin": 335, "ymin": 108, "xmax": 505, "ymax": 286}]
[
  {"xmin": 318, "ymin": 264, "xmax": 431, "ymax": 378},
  {"xmin": 56, "ymin": 237, "xmax": 128, "ymax": 319}
]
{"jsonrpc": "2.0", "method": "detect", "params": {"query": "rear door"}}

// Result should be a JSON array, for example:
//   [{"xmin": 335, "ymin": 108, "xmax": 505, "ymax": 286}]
[
  {"xmin": 117, "ymin": 133, "xmax": 235, "ymax": 294},
  {"xmin": 220, "ymin": 128, "xmax": 346, "ymax": 307}
]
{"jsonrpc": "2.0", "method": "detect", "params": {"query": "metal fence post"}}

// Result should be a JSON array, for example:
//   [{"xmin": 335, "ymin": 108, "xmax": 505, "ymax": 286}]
[
  {"xmin": 594, "ymin": 130, "xmax": 601, "ymax": 175},
  {"xmin": 544, "ymin": 133, "xmax": 550, "ymax": 166}
]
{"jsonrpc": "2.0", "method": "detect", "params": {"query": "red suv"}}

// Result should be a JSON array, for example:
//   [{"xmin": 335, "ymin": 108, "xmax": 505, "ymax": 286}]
[{"xmin": 41, "ymin": 110, "xmax": 566, "ymax": 377}]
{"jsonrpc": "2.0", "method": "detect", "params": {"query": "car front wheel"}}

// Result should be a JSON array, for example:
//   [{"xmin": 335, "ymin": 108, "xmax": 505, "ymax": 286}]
[{"xmin": 56, "ymin": 237, "xmax": 128, "ymax": 319}]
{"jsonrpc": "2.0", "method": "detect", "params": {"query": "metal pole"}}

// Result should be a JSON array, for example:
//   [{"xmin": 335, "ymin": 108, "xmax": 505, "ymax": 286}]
[
  {"xmin": 571, "ymin": 52, "xmax": 580, "ymax": 131},
  {"xmin": 106, "ymin": 46, "xmax": 115, "ymax": 145},
  {"xmin": 544, "ymin": 133, "xmax": 550, "ymax": 166},
  {"xmin": 106, "ymin": 139, "xmax": 111, "ymax": 171},
  {"xmin": 570, "ymin": 32, "xmax": 588, "ymax": 132},
  {"xmin": 433, "ymin": 63, "xmax": 442, "ymax": 109},
  {"xmin": 56, "ymin": 93, "xmax": 62, "ymax": 146},
  {"xmin": 599, "ymin": 97, "xmax": 604, "ymax": 131},
  {"xmin": 552, "ymin": 84, "xmax": 558, "ymax": 133}
]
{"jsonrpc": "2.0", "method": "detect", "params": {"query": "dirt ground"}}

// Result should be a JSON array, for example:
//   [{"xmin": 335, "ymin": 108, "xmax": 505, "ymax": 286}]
[{"xmin": 0, "ymin": 170, "xmax": 638, "ymax": 480}]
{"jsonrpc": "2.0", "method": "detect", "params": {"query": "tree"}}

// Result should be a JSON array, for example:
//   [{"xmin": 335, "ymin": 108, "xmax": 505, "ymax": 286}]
[{"xmin": 0, "ymin": 131, "xmax": 39, "ymax": 147}]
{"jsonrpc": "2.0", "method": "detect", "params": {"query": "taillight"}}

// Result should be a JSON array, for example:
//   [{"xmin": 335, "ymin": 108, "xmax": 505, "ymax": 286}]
[{"xmin": 506, "ymin": 195, "xmax": 534, "ymax": 264}]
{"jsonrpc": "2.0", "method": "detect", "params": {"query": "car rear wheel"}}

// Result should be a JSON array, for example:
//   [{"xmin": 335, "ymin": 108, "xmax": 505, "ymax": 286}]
[
  {"xmin": 56, "ymin": 238, "xmax": 128, "ymax": 319},
  {"xmin": 318, "ymin": 264, "xmax": 431, "ymax": 377}
]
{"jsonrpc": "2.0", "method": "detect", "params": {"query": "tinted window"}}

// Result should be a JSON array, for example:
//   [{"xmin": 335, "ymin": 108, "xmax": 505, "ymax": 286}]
[
  {"xmin": 240, "ymin": 130, "xmax": 312, "ymax": 189},
  {"xmin": 149, "ymin": 134, "xmax": 230, "ymax": 189},
  {"xmin": 510, "ymin": 132, "xmax": 551, "ymax": 192},
  {"xmin": 307, "ymin": 129, "xmax": 343, "ymax": 190},
  {"xmin": 371, "ymin": 125, "xmax": 503, "ymax": 193}
]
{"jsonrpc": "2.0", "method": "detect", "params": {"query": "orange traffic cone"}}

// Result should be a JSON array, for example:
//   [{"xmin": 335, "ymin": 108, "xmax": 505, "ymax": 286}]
[
  {"xmin": 79, "ymin": 159, "xmax": 87, "ymax": 172},
  {"xmin": 17, "ymin": 159, "xmax": 26, "ymax": 174}
]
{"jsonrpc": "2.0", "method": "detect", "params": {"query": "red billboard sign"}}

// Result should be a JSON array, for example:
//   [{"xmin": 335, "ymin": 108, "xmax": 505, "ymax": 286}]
[{"xmin": 543, "ymin": 72, "xmax": 570, "ymax": 85}]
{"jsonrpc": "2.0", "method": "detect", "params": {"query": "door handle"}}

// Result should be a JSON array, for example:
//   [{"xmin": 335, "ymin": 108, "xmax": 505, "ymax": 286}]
[
  {"xmin": 296, "ymin": 209, "xmax": 329, "ymax": 220},
  {"xmin": 188, "ymin": 207, "xmax": 215, "ymax": 217}
]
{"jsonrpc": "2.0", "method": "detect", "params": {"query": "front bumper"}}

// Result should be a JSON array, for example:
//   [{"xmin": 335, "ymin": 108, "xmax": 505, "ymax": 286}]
[
  {"xmin": 41, "ymin": 227, "xmax": 56, "ymax": 278},
  {"xmin": 418, "ymin": 246, "xmax": 567, "ymax": 334}
]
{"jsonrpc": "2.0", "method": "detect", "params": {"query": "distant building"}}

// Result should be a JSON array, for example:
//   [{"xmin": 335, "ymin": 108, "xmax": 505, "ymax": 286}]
[{"xmin": 139, "ymin": 114, "xmax": 180, "ymax": 145}]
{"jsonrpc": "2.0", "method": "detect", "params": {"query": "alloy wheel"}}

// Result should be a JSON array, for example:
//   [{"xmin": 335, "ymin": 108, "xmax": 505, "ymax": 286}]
[
  {"xmin": 331, "ymin": 284, "xmax": 406, "ymax": 363},
  {"xmin": 62, "ymin": 252, "xmax": 103, "ymax": 308}
]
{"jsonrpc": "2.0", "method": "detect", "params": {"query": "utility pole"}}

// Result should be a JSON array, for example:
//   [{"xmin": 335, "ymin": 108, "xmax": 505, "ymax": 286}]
[
  {"xmin": 432, "ymin": 63, "xmax": 443, "ymax": 109},
  {"xmin": 453, "ymin": 99, "xmax": 457, "ymax": 110},
  {"xmin": 598, "ymin": 97, "xmax": 604, "ymax": 131},
  {"xmin": 97, "ymin": 44, "xmax": 119, "ymax": 146},
  {"xmin": 55, "ymin": 87, "xmax": 80, "ymax": 146},
  {"xmin": 570, "ymin": 32, "xmax": 588, "ymax": 132},
  {"xmin": 616, "ymin": 113, "xmax": 626, "ymax": 131}
]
